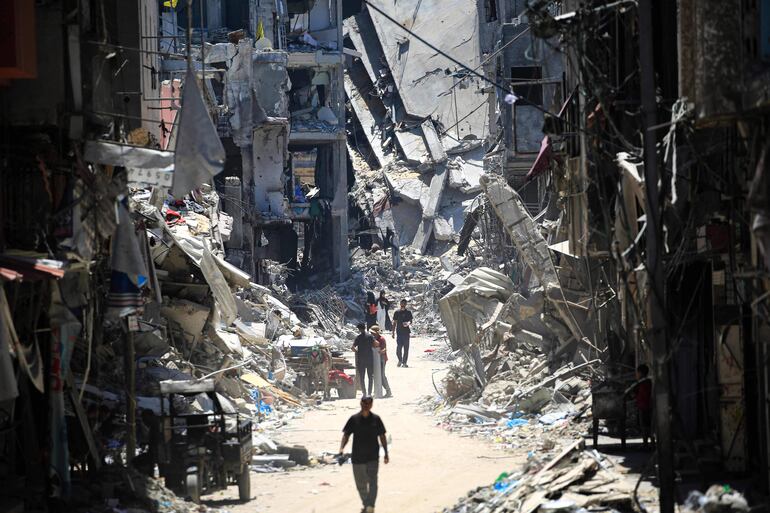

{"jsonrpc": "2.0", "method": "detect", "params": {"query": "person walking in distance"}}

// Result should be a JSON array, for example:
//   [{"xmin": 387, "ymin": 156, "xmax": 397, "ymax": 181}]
[
  {"xmin": 375, "ymin": 290, "xmax": 391, "ymax": 332},
  {"xmin": 339, "ymin": 396, "xmax": 389, "ymax": 513},
  {"xmin": 364, "ymin": 291, "xmax": 378, "ymax": 328},
  {"xmin": 392, "ymin": 299, "xmax": 413, "ymax": 367},
  {"xmin": 369, "ymin": 325, "xmax": 392, "ymax": 398},
  {"xmin": 633, "ymin": 364, "xmax": 654, "ymax": 448},
  {"xmin": 353, "ymin": 323, "xmax": 375, "ymax": 396}
]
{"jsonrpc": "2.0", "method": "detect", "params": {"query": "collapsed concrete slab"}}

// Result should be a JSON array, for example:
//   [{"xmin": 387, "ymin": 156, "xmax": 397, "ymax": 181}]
[
  {"xmin": 384, "ymin": 174, "xmax": 426, "ymax": 205},
  {"xmin": 410, "ymin": 164, "xmax": 449, "ymax": 253},
  {"xmin": 366, "ymin": 0, "xmax": 488, "ymax": 152},
  {"xmin": 344, "ymin": 75, "xmax": 392, "ymax": 168},
  {"xmin": 422, "ymin": 120, "xmax": 447, "ymax": 164},
  {"xmin": 161, "ymin": 299, "xmax": 211, "ymax": 344},
  {"xmin": 448, "ymin": 150, "xmax": 485, "ymax": 194},
  {"xmin": 481, "ymin": 175, "xmax": 589, "ymax": 358},
  {"xmin": 344, "ymin": 11, "xmax": 385, "ymax": 86},
  {"xmin": 438, "ymin": 267, "xmax": 516, "ymax": 352}
]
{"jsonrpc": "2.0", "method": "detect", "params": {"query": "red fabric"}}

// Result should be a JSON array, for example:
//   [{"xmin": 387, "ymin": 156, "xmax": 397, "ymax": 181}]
[
  {"xmin": 525, "ymin": 136, "xmax": 552, "ymax": 182},
  {"xmin": 635, "ymin": 379, "xmax": 652, "ymax": 411},
  {"xmin": 329, "ymin": 369, "xmax": 354, "ymax": 385}
]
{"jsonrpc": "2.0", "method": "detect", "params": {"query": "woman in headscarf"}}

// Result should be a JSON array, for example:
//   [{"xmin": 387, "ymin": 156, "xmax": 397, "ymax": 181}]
[
  {"xmin": 364, "ymin": 291, "xmax": 378, "ymax": 328},
  {"xmin": 376, "ymin": 290, "xmax": 391, "ymax": 331}
]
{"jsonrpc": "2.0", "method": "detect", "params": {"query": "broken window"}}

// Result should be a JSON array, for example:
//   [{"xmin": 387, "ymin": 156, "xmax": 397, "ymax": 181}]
[
  {"xmin": 288, "ymin": 69, "xmax": 340, "ymax": 130},
  {"xmin": 511, "ymin": 66, "xmax": 543, "ymax": 106}
]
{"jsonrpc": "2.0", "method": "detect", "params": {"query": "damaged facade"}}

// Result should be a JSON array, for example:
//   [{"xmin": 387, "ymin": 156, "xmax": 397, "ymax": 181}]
[
  {"xmin": 206, "ymin": 0, "xmax": 350, "ymax": 285},
  {"xmin": 435, "ymin": 0, "xmax": 770, "ymax": 510},
  {"xmin": 0, "ymin": 1, "xmax": 356, "ymax": 511},
  {"xmin": 344, "ymin": 0, "xmax": 491, "ymax": 254}
]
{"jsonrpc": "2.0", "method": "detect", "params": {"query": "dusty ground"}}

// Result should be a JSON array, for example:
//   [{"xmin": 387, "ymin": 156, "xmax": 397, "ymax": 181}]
[{"xmin": 203, "ymin": 337, "xmax": 526, "ymax": 513}]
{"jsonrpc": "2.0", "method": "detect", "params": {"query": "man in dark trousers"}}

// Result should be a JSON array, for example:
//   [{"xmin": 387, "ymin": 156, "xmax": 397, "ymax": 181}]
[
  {"xmin": 392, "ymin": 299, "xmax": 413, "ymax": 367},
  {"xmin": 339, "ymin": 396, "xmax": 389, "ymax": 513},
  {"xmin": 353, "ymin": 323, "xmax": 375, "ymax": 396}
]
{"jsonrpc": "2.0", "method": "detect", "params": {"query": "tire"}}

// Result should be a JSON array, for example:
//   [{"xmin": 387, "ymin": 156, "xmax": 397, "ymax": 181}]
[
  {"xmin": 185, "ymin": 469, "xmax": 201, "ymax": 503},
  {"xmin": 237, "ymin": 465, "xmax": 251, "ymax": 502}
]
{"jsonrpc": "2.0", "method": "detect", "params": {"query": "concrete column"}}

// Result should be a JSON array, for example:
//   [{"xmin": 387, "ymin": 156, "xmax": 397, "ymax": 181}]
[
  {"xmin": 223, "ymin": 176, "xmax": 243, "ymax": 249},
  {"xmin": 331, "ymin": 140, "xmax": 350, "ymax": 281},
  {"xmin": 241, "ymin": 146, "xmax": 256, "ymax": 279}
]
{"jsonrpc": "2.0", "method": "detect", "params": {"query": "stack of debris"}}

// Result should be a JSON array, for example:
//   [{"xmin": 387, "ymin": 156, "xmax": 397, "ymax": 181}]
[
  {"xmin": 426, "ymin": 172, "xmax": 610, "ymax": 443},
  {"xmin": 331, "ymin": 245, "xmax": 468, "ymax": 336},
  {"xmin": 425, "ymin": 342, "xmax": 594, "ymax": 452},
  {"xmin": 683, "ymin": 485, "xmax": 750, "ymax": 513},
  {"xmin": 443, "ymin": 440, "xmax": 657, "ymax": 513},
  {"xmin": 69, "ymin": 466, "xmax": 231, "ymax": 513}
]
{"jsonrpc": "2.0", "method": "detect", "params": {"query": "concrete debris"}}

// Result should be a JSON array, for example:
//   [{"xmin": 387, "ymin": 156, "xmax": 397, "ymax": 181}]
[
  {"xmin": 442, "ymin": 440, "xmax": 657, "ymax": 513},
  {"xmin": 683, "ymin": 485, "xmax": 750, "ymax": 513},
  {"xmin": 345, "ymin": 2, "xmax": 491, "ymax": 254},
  {"xmin": 69, "ymin": 466, "xmax": 230, "ymax": 513},
  {"xmin": 429, "ymin": 343, "xmax": 596, "ymax": 450},
  {"xmin": 330, "ymin": 245, "xmax": 473, "ymax": 336}
]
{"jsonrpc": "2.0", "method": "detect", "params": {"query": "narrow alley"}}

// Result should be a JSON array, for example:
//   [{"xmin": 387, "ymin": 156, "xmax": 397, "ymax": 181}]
[
  {"xmin": 2, "ymin": 1, "xmax": 770, "ymax": 513},
  {"xmin": 211, "ymin": 339, "xmax": 525, "ymax": 513}
]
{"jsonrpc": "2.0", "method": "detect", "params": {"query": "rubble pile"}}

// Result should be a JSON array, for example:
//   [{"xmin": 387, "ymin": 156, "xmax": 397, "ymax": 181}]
[
  {"xmin": 69, "ymin": 466, "xmax": 230, "ymax": 513},
  {"xmin": 443, "ymin": 440, "xmax": 655, "ymax": 513},
  {"xmin": 331, "ymin": 245, "xmax": 471, "ymax": 336},
  {"xmin": 424, "ymin": 346, "xmax": 594, "ymax": 453},
  {"xmin": 683, "ymin": 485, "xmax": 750, "ymax": 513}
]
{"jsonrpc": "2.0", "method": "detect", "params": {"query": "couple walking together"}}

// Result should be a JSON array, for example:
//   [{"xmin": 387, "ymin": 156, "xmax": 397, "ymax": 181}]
[{"xmin": 355, "ymin": 298, "xmax": 413, "ymax": 396}]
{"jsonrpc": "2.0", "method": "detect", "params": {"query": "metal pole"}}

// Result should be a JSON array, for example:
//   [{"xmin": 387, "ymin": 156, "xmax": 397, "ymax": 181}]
[
  {"xmin": 124, "ymin": 325, "xmax": 136, "ymax": 464},
  {"xmin": 638, "ymin": 1, "xmax": 675, "ymax": 511},
  {"xmin": 186, "ymin": 0, "xmax": 193, "ymax": 71}
]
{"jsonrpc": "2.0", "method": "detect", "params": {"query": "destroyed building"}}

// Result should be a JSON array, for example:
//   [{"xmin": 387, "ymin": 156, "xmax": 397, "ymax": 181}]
[
  {"xmin": 435, "ymin": 0, "xmax": 770, "ymax": 510},
  {"xmin": 344, "ymin": 0, "xmax": 492, "ymax": 254},
  {"xmin": 0, "ymin": 1, "xmax": 357, "ymax": 511},
  {"xmin": 173, "ymin": 0, "xmax": 352, "ymax": 285}
]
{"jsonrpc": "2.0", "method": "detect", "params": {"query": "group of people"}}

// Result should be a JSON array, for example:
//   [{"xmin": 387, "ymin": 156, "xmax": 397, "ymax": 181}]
[
  {"xmin": 353, "ymin": 292, "xmax": 414, "ymax": 398},
  {"xmin": 336, "ymin": 290, "xmax": 411, "ymax": 512}
]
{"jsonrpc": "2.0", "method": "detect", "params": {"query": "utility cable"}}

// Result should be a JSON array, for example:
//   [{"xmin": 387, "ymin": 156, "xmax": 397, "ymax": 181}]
[
  {"xmin": 362, "ymin": 1, "xmax": 545, "ymax": 114},
  {"xmin": 438, "ymin": 25, "xmax": 532, "ymax": 98},
  {"xmin": 363, "ymin": 0, "xmax": 643, "ymax": 157}
]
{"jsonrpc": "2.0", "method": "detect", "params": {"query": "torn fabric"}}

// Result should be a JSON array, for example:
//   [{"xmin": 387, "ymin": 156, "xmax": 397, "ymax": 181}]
[
  {"xmin": 526, "ymin": 136, "xmax": 553, "ymax": 181},
  {"xmin": 111, "ymin": 202, "xmax": 148, "ymax": 286},
  {"xmin": 172, "ymin": 69, "xmax": 226, "ymax": 197}
]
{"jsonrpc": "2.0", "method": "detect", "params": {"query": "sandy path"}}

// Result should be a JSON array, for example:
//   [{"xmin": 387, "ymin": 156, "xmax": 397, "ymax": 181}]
[{"xmin": 204, "ymin": 337, "xmax": 525, "ymax": 513}]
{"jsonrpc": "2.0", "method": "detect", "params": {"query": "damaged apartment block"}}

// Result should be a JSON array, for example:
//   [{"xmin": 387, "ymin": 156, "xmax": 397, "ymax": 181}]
[
  {"xmin": 344, "ymin": 0, "xmax": 490, "ymax": 255},
  {"xmin": 197, "ymin": 0, "xmax": 350, "ymax": 286}
]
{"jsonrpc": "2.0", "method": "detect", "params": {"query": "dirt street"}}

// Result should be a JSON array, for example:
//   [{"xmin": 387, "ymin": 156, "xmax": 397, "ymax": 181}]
[{"xmin": 204, "ymin": 337, "xmax": 525, "ymax": 513}]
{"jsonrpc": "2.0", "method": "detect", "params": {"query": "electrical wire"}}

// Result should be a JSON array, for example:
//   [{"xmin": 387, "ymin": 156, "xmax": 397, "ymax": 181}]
[{"xmin": 438, "ymin": 25, "xmax": 532, "ymax": 98}]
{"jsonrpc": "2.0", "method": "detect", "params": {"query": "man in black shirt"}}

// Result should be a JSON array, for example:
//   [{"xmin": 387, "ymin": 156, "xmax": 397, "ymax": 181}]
[
  {"xmin": 339, "ymin": 396, "xmax": 389, "ymax": 513},
  {"xmin": 353, "ymin": 323, "xmax": 375, "ymax": 396},
  {"xmin": 391, "ymin": 299, "xmax": 413, "ymax": 367}
]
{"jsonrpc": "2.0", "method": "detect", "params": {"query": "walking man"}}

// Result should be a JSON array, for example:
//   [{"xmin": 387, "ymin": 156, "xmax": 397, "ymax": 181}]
[
  {"xmin": 339, "ymin": 396, "xmax": 389, "ymax": 513},
  {"xmin": 392, "ymin": 299, "xmax": 413, "ymax": 367},
  {"xmin": 353, "ymin": 323, "xmax": 375, "ymax": 396},
  {"xmin": 369, "ymin": 325, "xmax": 392, "ymax": 398}
]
